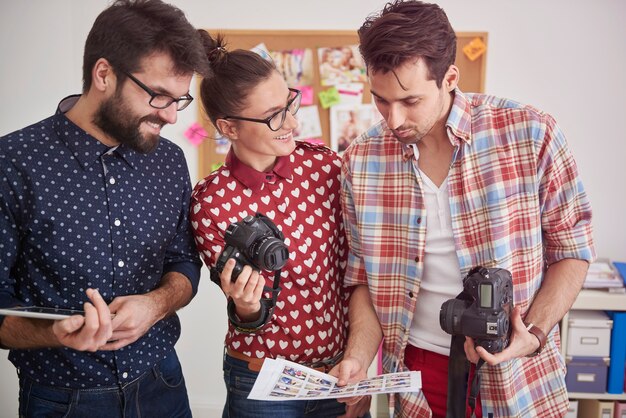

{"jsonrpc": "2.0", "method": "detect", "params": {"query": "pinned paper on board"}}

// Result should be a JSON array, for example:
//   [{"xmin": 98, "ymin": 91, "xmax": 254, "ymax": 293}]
[
  {"xmin": 317, "ymin": 45, "xmax": 366, "ymax": 86},
  {"xmin": 214, "ymin": 132, "xmax": 231, "ymax": 155},
  {"xmin": 251, "ymin": 43, "xmax": 273, "ymax": 62},
  {"xmin": 184, "ymin": 122, "xmax": 208, "ymax": 146},
  {"xmin": 330, "ymin": 104, "xmax": 383, "ymax": 154},
  {"xmin": 271, "ymin": 48, "xmax": 314, "ymax": 86},
  {"xmin": 297, "ymin": 85, "xmax": 315, "ymax": 106},
  {"xmin": 462, "ymin": 37, "xmax": 487, "ymax": 61},
  {"xmin": 336, "ymin": 83, "xmax": 364, "ymax": 105},
  {"xmin": 318, "ymin": 87, "xmax": 341, "ymax": 109},
  {"xmin": 293, "ymin": 105, "xmax": 323, "ymax": 142},
  {"xmin": 302, "ymin": 138, "xmax": 325, "ymax": 146}
]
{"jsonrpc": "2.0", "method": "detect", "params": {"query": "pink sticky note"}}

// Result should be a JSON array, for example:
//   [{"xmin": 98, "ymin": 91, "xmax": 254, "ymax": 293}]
[
  {"xmin": 302, "ymin": 137, "xmax": 325, "ymax": 146},
  {"xmin": 184, "ymin": 122, "xmax": 208, "ymax": 146},
  {"xmin": 297, "ymin": 85, "xmax": 314, "ymax": 106}
]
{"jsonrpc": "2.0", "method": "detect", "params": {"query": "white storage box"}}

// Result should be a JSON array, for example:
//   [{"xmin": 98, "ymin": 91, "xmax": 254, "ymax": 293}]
[
  {"xmin": 565, "ymin": 399, "xmax": 577, "ymax": 418},
  {"xmin": 567, "ymin": 310, "xmax": 613, "ymax": 357}
]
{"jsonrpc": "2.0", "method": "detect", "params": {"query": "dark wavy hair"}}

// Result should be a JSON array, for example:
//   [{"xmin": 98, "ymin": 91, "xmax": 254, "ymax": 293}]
[
  {"xmin": 198, "ymin": 30, "xmax": 276, "ymax": 129},
  {"xmin": 358, "ymin": 0, "xmax": 456, "ymax": 88},
  {"xmin": 82, "ymin": 0, "xmax": 207, "ymax": 91}
]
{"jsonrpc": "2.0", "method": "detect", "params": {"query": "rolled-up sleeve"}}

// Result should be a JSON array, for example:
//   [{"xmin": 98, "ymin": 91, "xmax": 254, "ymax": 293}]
[{"xmin": 537, "ymin": 115, "xmax": 596, "ymax": 265}]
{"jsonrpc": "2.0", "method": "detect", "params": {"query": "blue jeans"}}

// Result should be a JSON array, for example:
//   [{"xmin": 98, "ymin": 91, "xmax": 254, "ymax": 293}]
[
  {"xmin": 18, "ymin": 351, "xmax": 191, "ymax": 418},
  {"xmin": 223, "ymin": 353, "xmax": 371, "ymax": 418}
]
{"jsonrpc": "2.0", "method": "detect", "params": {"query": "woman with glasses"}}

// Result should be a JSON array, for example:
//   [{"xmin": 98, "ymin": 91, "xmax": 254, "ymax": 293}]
[{"xmin": 190, "ymin": 31, "xmax": 371, "ymax": 418}]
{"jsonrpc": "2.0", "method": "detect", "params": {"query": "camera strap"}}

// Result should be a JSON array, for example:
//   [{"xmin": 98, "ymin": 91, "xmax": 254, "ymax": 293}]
[
  {"xmin": 226, "ymin": 269, "xmax": 282, "ymax": 333},
  {"xmin": 446, "ymin": 334, "xmax": 470, "ymax": 418},
  {"xmin": 446, "ymin": 284, "xmax": 485, "ymax": 418},
  {"xmin": 446, "ymin": 334, "xmax": 486, "ymax": 418},
  {"xmin": 264, "ymin": 268, "xmax": 282, "ymax": 308},
  {"xmin": 468, "ymin": 358, "xmax": 484, "ymax": 415}
]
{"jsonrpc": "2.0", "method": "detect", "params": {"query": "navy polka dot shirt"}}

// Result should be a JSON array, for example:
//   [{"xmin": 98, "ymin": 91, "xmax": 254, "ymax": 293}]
[{"xmin": 0, "ymin": 95, "xmax": 201, "ymax": 388}]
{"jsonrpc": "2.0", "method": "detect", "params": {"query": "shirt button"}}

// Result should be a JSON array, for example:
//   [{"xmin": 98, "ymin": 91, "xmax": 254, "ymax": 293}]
[
  {"xmin": 114, "ymin": 218, "xmax": 121, "ymax": 227},
  {"xmin": 118, "ymin": 260, "xmax": 125, "ymax": 267},
  {"xmin": 409, "ymin": 291, "xmax": 414, "ymax": 298},
  {"xmin": 416, "ymin": 217, "xmax": 422, "ymax": 224},
  {"xmin": 109, "ymin": 177, "xmax": 116, "ymax": 185},
  {"xmin": 122, "ymin": 372, "xmax": 128, "ymax": 379},
  {"xmin": 414, "ymin": 255, "xmax": 420, "ymax": 262}
]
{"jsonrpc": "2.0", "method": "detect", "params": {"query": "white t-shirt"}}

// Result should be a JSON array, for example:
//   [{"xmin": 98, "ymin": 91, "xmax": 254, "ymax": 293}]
[{"xmin": 407, "ymin": 146, "xmax": 463, "ymax": 356}]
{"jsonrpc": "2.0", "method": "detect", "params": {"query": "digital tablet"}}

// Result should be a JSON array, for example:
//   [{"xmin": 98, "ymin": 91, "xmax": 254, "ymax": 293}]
[{"xmin": 0, "ymin": 306, "xmax": 85, "ymax": 320}]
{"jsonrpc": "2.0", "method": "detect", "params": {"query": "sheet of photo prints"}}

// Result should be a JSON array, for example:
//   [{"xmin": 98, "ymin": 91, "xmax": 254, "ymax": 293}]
[{"xmin": 248, "ymin": 358, "xmax": 422, "ymax": 401}]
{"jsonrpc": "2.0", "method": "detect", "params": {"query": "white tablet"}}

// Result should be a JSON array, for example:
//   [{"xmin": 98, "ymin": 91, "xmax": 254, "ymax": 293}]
[{"xmin": 0, "ymin": 306, "xmax": 85, "ymax": 320}]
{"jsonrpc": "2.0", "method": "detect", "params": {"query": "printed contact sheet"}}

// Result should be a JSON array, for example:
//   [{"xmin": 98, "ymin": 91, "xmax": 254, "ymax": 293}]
[{"xmin": 248, "ymin": 358, "xmax": 421, "ymax": 401}]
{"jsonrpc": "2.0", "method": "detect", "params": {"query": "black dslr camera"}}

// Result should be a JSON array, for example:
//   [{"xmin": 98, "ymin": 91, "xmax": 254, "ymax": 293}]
[
  {"xmin": 439, "ymin": 266, "xmax": 513, "ymax": 354},
  {"xmin": 213, "ymin": 213, "xmax": 289, "ymax": 283}
]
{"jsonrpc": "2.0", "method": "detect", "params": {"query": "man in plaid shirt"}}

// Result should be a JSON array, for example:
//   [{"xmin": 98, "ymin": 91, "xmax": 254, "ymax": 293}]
[{"xmin": 331, "ymin": 1, "xmax": 596, "ymax": 417}]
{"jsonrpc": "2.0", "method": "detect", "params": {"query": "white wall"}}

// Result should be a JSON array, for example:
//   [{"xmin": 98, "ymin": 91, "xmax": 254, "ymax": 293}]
[{"xmin": 1, "ymin": 1, "xmax": 625, "ymax": 416}]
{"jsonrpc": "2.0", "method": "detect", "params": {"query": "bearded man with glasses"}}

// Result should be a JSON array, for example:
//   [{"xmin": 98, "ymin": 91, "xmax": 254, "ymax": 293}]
[{"xmin": 0, "ymin": 1, "xmax": 207, "ymax": 417}]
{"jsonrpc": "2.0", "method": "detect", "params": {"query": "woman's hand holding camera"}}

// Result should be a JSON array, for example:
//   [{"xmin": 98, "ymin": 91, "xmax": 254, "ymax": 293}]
[{"xmin": 220, "ymin": 258, "xmax": 266, "ymax": 322}]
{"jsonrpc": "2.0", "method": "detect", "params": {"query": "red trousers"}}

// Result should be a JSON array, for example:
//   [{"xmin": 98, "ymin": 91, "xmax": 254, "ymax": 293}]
[{"xmin": 404, "ymin": 345, "xmax": 483, "ymax": 418}]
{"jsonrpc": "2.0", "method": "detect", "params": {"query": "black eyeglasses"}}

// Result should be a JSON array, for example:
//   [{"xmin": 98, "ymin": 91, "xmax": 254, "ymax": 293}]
[
  {"xmin": 123, "ymin": 71, "xmax": 193, "ymax": 111},
  {"xmin": 223, "ymin": 88, "xmax": 302, "ymax": 131}
]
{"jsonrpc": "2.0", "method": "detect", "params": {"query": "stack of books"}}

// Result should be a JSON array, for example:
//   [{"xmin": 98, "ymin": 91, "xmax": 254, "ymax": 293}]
[{"xmin": 583, "ymin": 259, "xmax": 625, "ymax": 293}]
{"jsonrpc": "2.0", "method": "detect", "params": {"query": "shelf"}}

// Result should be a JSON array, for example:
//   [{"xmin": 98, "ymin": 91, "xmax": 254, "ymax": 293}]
[
  {"xmin": 563, "ymin": 289, "xmax": 626, "ymax": 402},
  {"xmin": 571, "ymin": 289, "xmax": 626, "ymax": 311},
  {"xmin": 569, "ymin": 392, "xmax": 626, "ymax": 400}
]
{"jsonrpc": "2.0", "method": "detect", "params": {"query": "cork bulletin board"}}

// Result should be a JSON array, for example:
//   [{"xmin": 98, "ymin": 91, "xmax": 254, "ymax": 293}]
[{"xmin": 196, "ymin": 30, "xmax": 488, "ymax": 179}]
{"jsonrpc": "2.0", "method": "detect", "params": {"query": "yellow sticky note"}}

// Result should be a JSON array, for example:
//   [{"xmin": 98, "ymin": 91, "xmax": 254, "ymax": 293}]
[
  {"xmin": 462, "ymin": 37, "xmax": 487, "ymax": 62},
  {"xmin": 318, "ymin": 87, "xmax": 341, "ymax": 109}
]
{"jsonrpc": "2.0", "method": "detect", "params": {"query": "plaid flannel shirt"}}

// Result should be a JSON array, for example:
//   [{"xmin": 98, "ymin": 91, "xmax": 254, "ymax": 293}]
[{"xmin": 341, "ymin": 89, "xmax": 595, "ymax": 417}]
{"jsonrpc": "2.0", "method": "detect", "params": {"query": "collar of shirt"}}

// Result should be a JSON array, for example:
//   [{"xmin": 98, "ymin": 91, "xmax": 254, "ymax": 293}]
[
  {"xmin": 400, "ymin": 88, "xmax": 473, "ymax": 162},
  {"xmin": 54, "ymin": 94, "xmax": 138, "ymax": 170},
  {"xmin": 225, "ymin": 148, "xmax": 293, "ymax": 192},
  {"xmin": 445, "ymin": 88, "xmax": 473, "ymax": 145}
]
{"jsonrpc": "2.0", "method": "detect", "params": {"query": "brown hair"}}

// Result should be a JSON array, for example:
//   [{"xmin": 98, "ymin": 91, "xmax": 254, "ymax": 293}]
[
  {"xmin": 198, "ymin": 31, "xmax": 276, "ymax": 129},
  {"xmin": 358, "ymin": 0, "xmax": 456, "ymax": 88},
  {"xmin": 82, "ymin": 0, "xmax": 207, "ymax": 91}
]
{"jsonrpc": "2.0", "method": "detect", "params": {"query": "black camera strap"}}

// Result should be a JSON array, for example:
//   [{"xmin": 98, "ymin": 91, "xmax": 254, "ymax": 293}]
[
  {"xmin": 468, "ymin": 358, "xmax": 484, "ymax": 414},
  {"xmin": 446, "ymin": 334, "xmax": 485, "ymax": 418},
  {"xmin": 446, "ymin": 283, "xmax": 480, "ymax": 418},
  {"xmin": 227, "ymin": 269, "xmax": 282, "ymax": 333},
  {"xmin": 262, "ymin": 268, "xmax": 282, "ymax": 312},
  {"xmin": 447, "ymin": 334, "xmax": 470, "ymax": 418}
]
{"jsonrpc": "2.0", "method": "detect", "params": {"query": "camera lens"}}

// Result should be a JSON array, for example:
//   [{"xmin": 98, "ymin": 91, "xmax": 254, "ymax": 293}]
[
  {"xmin": 253, "ymin": 236, "xmax": 289, "ymax": 270},
  {"xmin": 439, "ymin": 298, "xmax": 468, "ymax": 335}
]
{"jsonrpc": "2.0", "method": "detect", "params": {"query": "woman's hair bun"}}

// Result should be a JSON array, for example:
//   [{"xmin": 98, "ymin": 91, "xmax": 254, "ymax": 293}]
[{"xmin": 198, "ymin": 30, "xmax": 227, "ymax": 64}]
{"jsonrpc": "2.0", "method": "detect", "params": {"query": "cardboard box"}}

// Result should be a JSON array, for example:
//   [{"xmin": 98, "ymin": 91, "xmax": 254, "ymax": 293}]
[
  {"xmin": 567, "ymin": 310, "xmax": 613, "ymax": 357},
  {"xmin": 578, "ymin": 399, "xmax": 614, "ymax": 418},
  {"xmin": 566, "ymin": 356, "xmax": 609, "ymax": 393}
]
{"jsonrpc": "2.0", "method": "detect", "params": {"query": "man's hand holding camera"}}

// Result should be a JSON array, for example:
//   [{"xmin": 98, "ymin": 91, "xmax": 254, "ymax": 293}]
[
  {"xmin": 464, "ymin": 306, "xmax": 542, "ymax": 366},
  {"xmin": 220, "ymin": 258, "xmax": 266, "ymax": 322}
]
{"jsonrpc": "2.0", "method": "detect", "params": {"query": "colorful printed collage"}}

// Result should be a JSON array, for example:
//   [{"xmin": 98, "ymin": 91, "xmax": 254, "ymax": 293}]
[{"xmin": 248, "ymin": 358, "xmax": 421, "ymax": 401}]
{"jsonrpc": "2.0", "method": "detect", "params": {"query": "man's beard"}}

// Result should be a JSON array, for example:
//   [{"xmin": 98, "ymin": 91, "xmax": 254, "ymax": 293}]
[{"xmin": 93, "ymin": 93, "xmax": 163, "ymax": 154}]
